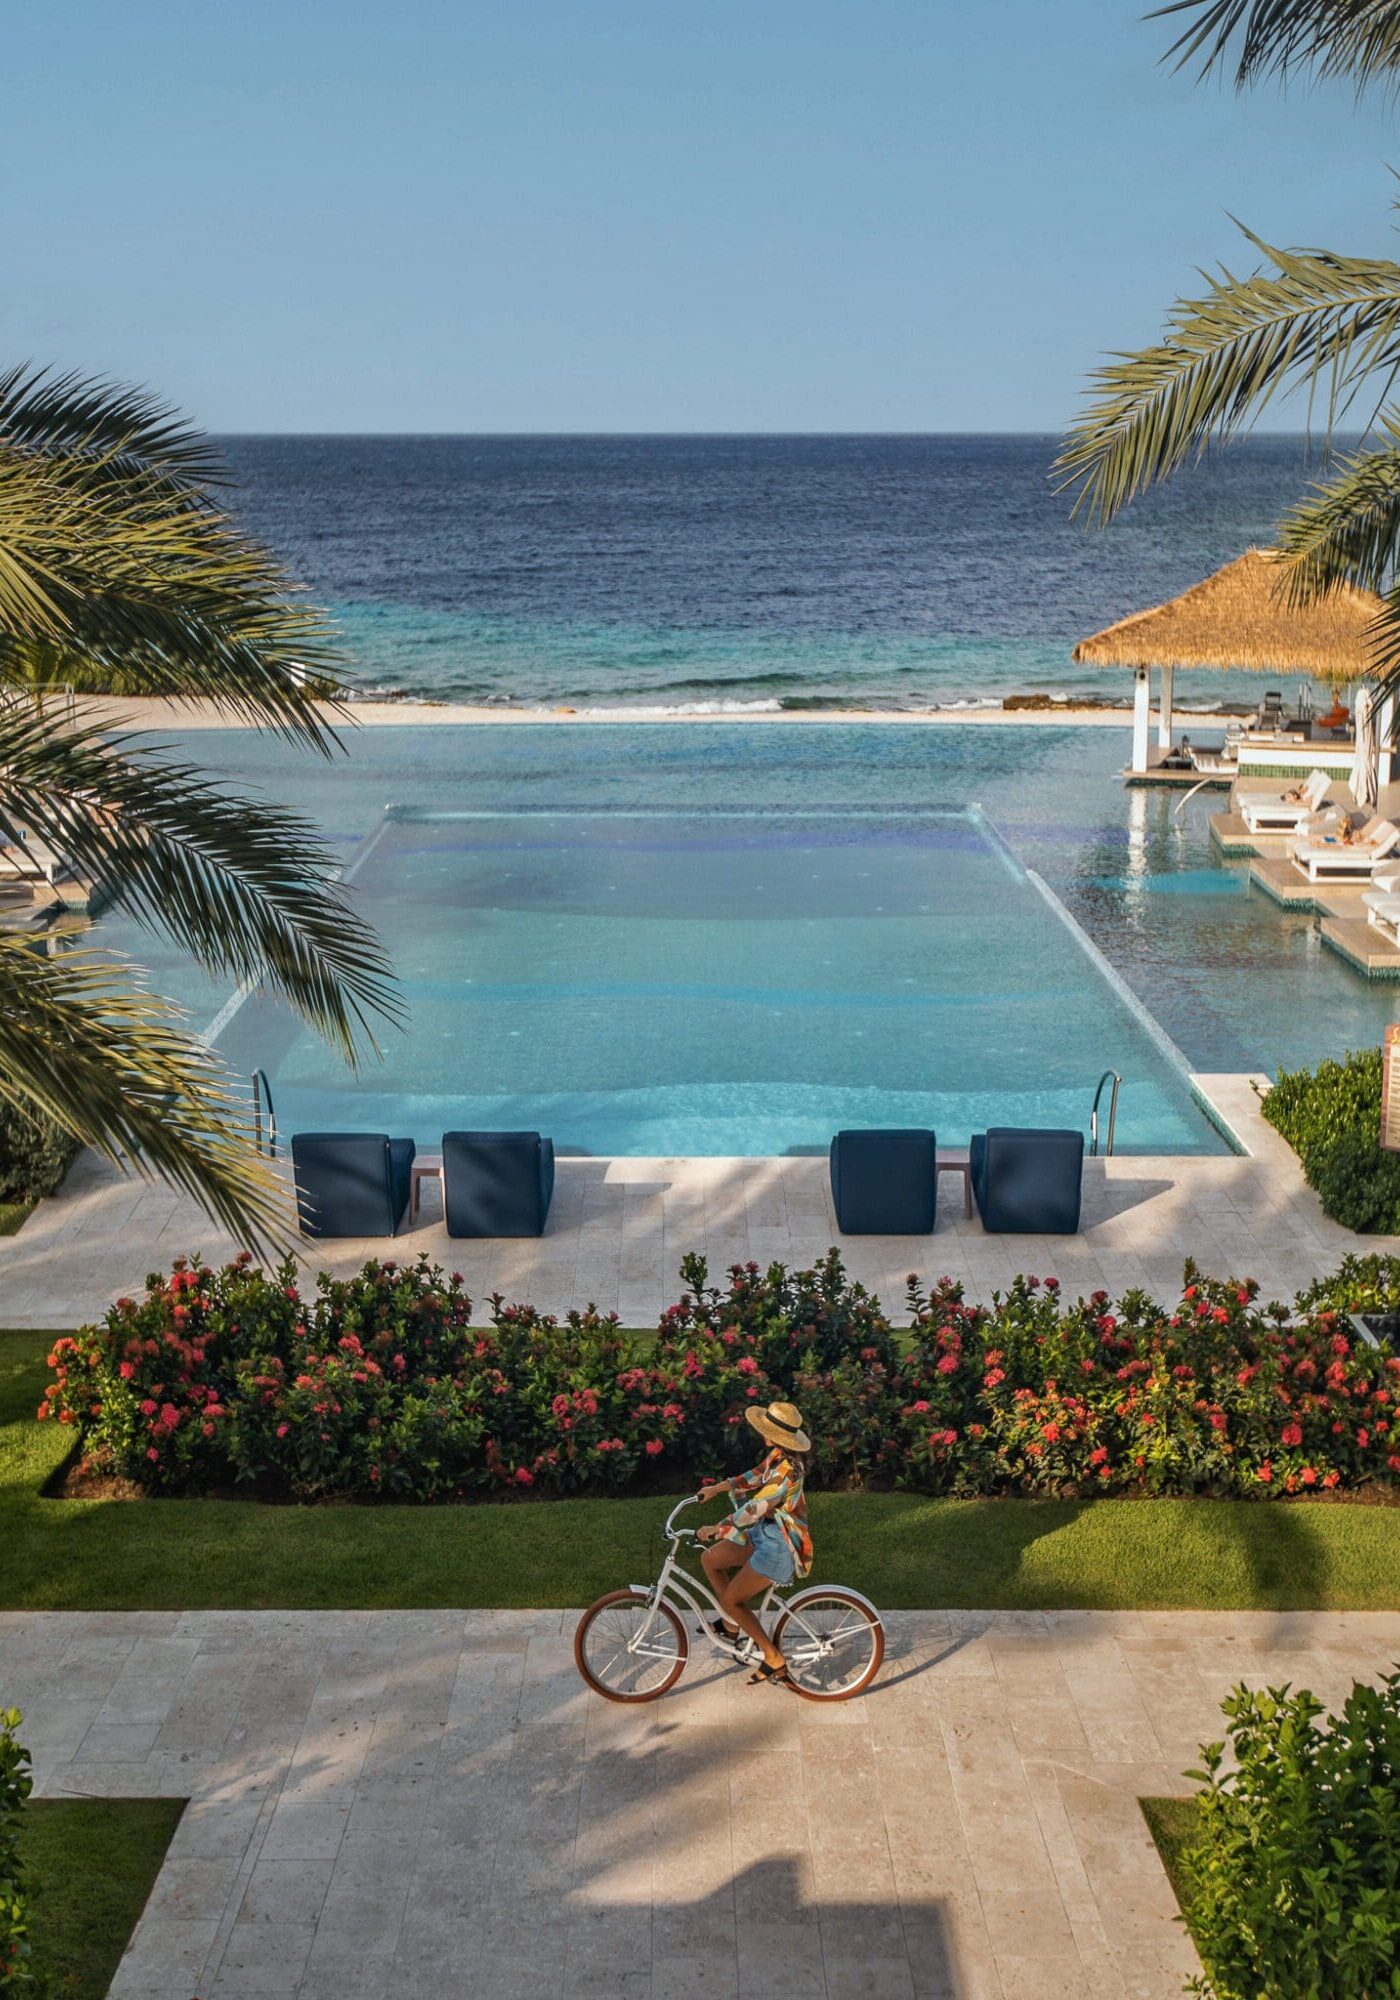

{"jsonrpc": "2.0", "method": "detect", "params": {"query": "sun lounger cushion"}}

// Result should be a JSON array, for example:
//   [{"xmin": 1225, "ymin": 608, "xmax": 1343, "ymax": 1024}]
[
  {"xmin": 1292, "ymin": 818, "xmax": 1400, "ymax": 875},
  {"xmin": 442, "ymin": 1130, "xmax": 555, "ymax": 1237},
  {"xmin": 970, "ymin": 1128, "xmax": 1084, "ymax": 1234},
  {"xmin": 1239, "ymin": 770, "xmax": 1330, "ymax": 829},
  {"xmin": 829, "ymin": 1129, "xmax": 937, "ymax": 1234},
  {"xmin": 292, "ymin": 1132, "xmax": 416, "ymax": 1237}
]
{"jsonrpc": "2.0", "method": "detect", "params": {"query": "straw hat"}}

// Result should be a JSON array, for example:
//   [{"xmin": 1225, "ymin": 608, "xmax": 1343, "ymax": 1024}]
[{"xmin": 745, "ymin": 1400, "xmax": 811, "ymax": 1453}]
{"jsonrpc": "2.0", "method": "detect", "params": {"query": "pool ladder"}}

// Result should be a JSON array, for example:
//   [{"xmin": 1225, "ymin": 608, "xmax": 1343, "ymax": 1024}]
[
  {"xmin": 1089, "ymin": 1070, "xmax": 1120, "ymax": 1157},
  {"xmin": 251, "ymin": 1068, "xmax": 278, "ymax": 1158}
]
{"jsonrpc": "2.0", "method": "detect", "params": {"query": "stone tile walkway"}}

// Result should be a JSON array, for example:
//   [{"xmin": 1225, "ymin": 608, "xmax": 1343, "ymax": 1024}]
[
  {"xmin": 0, "ymin": 1077, "xmax": 1385, "ymax": 1331},
  {"xmin": 5, "ymin": 1608, "xmax": 1397, "ymax": 1998}
]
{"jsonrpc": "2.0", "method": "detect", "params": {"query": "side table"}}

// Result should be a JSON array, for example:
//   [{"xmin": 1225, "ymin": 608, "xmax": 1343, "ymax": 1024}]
[
  {"xmin": 936, "ymin": 1148, "xmax": 973, "ymax": 1220},
  {"xmin": 410, "ymin": 1152, "xmax": 443, "ymax": 1222}
]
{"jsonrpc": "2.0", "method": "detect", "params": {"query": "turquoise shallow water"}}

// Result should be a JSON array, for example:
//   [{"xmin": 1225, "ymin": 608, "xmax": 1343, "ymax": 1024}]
[{"xmin": 92, "ymin": 721, "xmax": 1400, "ymax": 1158}]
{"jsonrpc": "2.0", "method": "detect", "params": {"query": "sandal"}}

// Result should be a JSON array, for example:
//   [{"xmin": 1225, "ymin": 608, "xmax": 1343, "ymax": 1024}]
[
  {"xmin": 747, "ymin": 1659, "xmax": 791, "ymax": 1687},
  {"xmin": 710, "ymin": 1618, "xmax": 740, "ymax": 1644}
]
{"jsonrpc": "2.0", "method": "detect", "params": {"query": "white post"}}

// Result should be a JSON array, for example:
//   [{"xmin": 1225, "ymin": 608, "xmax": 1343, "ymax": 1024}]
[
  {"xmin": 1158, "ymin": 661, "xmax": 1174, "ymax": 751},
  {"xmin": 1131, "ymin": 666, "xmax": 1151, "ymax": 774}
]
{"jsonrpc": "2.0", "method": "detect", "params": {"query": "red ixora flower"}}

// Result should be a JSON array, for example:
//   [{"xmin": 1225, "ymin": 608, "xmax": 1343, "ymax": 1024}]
[
  {"xmin": 644, "ymin": 1438, "xmax": 664, "ymax": 1457},
  {"xmin": 1281, "ymin": 1422, "xmax": 1303, "ymax": 1448}
]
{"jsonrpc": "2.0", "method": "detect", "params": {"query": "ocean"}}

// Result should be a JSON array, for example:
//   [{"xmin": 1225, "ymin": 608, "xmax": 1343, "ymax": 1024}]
[{"xmin": 218, "ymin": 433, "xmax": 1339, "ymax": 714}]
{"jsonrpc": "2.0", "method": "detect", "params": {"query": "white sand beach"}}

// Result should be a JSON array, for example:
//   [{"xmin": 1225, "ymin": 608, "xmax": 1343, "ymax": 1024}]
[{"xmin": 82, "ymin": 694, "xmax": 1232, "ymax": 731}]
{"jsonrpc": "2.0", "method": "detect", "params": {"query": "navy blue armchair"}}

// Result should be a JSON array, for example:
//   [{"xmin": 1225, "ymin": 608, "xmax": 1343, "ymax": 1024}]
[
  {"xmin": 291, "ymin": 1132, "xmax": 416, "ymax": 1238},
  {"xmin": 829, "ymin": 1128, "xmax": 937, "ymax": 1235},
  {"xmin": 970, "ymin": 1128, "xmax": 1084, "ymax": 1234},
  {"xmin": 442, "ymin": 1131, "xmax": 555, "ymax": 1238}
]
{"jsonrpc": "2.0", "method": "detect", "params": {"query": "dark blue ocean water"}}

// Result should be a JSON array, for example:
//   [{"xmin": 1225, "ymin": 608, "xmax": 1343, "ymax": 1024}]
[{"xmin": 218, "ymin": 434, "xmax": 1336, "ymax": 712}]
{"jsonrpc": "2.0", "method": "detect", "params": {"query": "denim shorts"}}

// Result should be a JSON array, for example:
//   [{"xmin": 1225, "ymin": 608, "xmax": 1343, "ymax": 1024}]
[{"xmin": 746, "ymin": 1520, "xmax": 796, "ymax": 1585}]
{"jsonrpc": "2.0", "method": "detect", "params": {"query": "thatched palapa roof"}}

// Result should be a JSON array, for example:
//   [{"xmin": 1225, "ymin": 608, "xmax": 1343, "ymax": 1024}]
[{"xmin": 1072, "ymin": 548, "xmax": 1384, "ymax": 681}]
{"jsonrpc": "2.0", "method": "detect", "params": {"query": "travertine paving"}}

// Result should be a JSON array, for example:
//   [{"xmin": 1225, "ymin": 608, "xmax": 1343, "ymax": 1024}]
[
  {"xmin": 0, "ymin": 1077, "xmax": 1383, "ymax": 1331},
  {"xmin": 6, "ymin": 1608, "xmax": 1398, "ymax": 1999}
]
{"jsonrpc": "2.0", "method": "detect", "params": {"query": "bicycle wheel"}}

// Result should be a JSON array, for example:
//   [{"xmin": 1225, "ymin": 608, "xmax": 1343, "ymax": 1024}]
[
  {"xmin": 773, "ymin": 1587, "xmax": 884, "ymax": 1701},
  {"xmin": 574, "ymin": 1588, "xmax": 688, "ymax": 1702}
]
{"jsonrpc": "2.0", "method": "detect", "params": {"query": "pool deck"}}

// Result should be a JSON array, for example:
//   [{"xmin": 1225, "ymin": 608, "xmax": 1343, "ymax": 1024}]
[
  {"xmin": 1210, "ymin": 811, "xmax": 1400, "ymax": 976},
  {"xmin": 0, "ymin": 1077, "xmax": 1381, "ymax": 1329}
]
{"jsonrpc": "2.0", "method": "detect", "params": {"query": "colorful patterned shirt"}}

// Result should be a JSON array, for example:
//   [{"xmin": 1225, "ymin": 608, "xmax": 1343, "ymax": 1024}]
[{"xmin": 719, "ymin": 1448, "xmax": 813, "ymax": 1578}]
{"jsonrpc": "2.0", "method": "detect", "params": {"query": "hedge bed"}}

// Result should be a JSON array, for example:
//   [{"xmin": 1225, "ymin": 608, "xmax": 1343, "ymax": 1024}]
[
  {"xmin": 7, "ymin": 1330, "xmax": 1400, "ymax": 1612},
  {"xmin": 1261, "ymin": 1046, "xmax": 1400, "ymax": 1233},
  {"xmin": 1143, "ymin": 1673, "xmax": 1400, "ymax": 2000},
  {"xmin": 37, "ymin": 1247, "xmax": 1400, "ymax": 1504}
]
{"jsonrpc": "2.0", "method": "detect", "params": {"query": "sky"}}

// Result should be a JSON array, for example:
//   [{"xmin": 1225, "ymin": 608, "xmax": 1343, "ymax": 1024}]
[{"xmin": 4, "ymin": 1, "xmax": 1400, "ymax": 432}]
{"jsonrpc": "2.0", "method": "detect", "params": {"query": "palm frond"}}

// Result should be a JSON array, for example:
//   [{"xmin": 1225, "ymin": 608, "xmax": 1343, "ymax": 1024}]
[
  {"xmin": 1055, "ymin": 231, "xmax": 1400, "ymax": 524},
  {"xmin": 0, "ymin": 702, "xmax": 401, "ymax": 1062},
  {"xmin": 0, "ymin": 936, "xmax": 285, "ymax": 1250},
  {"xmin": 1154, "ymin": 0, "xmax": 1400, "ymax": 89},
  {"xmin": 0, "ymin": 380, "xmax": 348, "ymax": 749},
  {"xmin": 1275, "ymin": 425, "xmax": 1400, "ymax": 600},
  {"xmin": 0, "ymin": 363, "xmax": 224, "ymax": 490}
]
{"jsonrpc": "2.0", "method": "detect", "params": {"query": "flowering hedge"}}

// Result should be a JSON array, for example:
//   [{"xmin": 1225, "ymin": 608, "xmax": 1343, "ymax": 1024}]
[{"xmin": 38, "ymin": 1248, "xmax": 1400, "ymax": 1503}]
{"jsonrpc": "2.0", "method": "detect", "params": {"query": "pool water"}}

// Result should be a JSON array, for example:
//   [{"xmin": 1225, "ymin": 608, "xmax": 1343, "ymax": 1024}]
[
  {"xmin": 100, "ymin": 722, "xmax": 1400, "ymax": 1157},
  {"xmin": 213, "ymin": 803, "xmax": 1219, "ymax": 1154}
]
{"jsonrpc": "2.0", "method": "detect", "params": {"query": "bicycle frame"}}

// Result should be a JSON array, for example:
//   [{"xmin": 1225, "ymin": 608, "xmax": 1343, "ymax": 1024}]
[{"xmin": 627, "ymin": 1497, "xmax": 786, "ymax": 1664}]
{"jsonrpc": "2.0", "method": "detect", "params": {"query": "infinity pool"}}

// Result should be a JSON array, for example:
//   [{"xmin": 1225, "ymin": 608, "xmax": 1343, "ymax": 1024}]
[
  {"xmin": 212, "ymin": 797, "xmax": 1223, "ymax": 1154},
  {"xmin": 100, "ymin": 720, "xmax": 1400, "ymax": 1159}
]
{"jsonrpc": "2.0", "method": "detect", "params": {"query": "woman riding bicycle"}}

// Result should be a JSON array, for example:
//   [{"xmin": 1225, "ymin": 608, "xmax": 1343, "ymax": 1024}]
[{"xmin": 697, "ymin": 1399, "xmax": 813, "ymax": 1686}]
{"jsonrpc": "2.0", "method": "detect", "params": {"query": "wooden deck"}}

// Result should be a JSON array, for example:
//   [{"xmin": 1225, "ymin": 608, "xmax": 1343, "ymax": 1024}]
[
  {"xmin": 1320, "ymin": 915, "xmax": 1400, "ymax": 977},
  {"xmin": 1125, "ymin": 764, "xmax": 1231, "ymax": 789},
  {"xmin": 1209, "ymin": 811, "xmax": 1260, "ymax": 856},
  {"xmin": 1247, "ymin": 857, "xmax": 1324, "ymax": 908}
]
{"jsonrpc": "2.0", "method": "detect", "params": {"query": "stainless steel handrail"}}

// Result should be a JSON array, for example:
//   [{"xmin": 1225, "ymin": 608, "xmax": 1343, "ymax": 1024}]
[
  {"xmin": 251, "ymin": 1069, "xmax": 277, "ymax": 1158},
  {"xmin": 1090, "ymin": 1070, "xmax": 1120, "ymax": 1158}
]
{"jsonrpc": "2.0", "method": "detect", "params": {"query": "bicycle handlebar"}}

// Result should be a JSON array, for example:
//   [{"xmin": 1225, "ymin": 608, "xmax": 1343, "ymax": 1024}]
[{"xmin": 663, "ymin": 1491, "xmax": 712, "ymax": 1539}]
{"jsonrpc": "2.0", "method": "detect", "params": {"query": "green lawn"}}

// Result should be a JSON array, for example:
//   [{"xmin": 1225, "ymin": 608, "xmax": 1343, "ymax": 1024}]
[
  {"xmin": 20, "ymin": 1797, "xmax": 184, "ymax": 2000},
  {"xmin": 6, "ymin": 1328, "xmax": 1400, "ymax": 1611},
  {"xmin": 0, "ymin": 1201, "xmax": 34, "ymax": 1237},
  {"xmin": 1141, "ymin": 1796, "xmax": 1201, "ymax": 1915}
]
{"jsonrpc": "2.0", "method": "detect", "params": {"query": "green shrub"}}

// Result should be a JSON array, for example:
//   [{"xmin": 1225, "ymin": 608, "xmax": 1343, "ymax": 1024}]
[
  {"xmin": 1295, "ymin": 1253, "xmax": 1400, "ymax": 1317},
  {"xmin": 0, "ymin": 1708, "xmax": 40, "ymax": 1995},
  {"xmin": 1177, "ymin": 1671, "xmax": 1400, "ymax": 1998},
  {"xmin": 0, "ymin": 1101, "xmax": 77, "ymax": 1206},
  {"xmin": 1261, "ymin": 1047, "xmax": 1400, "ymax": 1232}
]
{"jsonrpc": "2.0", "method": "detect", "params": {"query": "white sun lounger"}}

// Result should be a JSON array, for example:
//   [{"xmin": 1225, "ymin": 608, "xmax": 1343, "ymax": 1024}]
[
  {"xmin": 1239, "ymin": 767, "xmax": 1332, "ymax": 833},
  {"xmin": 1292, "ymin": 816, "xmax": 1400, "ymax": 883}
]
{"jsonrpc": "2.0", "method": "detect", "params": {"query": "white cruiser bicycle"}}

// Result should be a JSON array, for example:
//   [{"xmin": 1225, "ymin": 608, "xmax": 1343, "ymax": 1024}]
[{"xmin": 573, "ymin": 1492, "xmax": 884, "ymax": 1703}]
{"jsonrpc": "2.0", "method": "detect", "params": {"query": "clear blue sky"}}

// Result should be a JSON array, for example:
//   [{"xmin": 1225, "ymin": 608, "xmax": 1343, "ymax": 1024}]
[{"xmin": 4, "ymin": 0, "xmax": 1397, "ymax": 431}]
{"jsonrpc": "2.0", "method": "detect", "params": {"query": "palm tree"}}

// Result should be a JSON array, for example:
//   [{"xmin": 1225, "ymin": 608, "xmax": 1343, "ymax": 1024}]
[
  {"xmin": 1058, "ymin": 2, "xmax": 1400, "ymax": 680},
  {"xmin": 0, "ymin": 365, "xmax": 398, "ymax": 1244}
]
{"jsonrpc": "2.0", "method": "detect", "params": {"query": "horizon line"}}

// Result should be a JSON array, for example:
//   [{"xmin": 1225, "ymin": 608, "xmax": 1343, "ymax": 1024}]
[{"xmin": 206, "ymin": 426, "xmax": 1352, "ymax": 441}]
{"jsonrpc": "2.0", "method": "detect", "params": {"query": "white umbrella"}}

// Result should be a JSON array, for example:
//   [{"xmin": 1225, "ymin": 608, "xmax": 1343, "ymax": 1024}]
[{"xmin": 1354, "ymin": 683, "xmax": 1379, "ymax": 811}]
